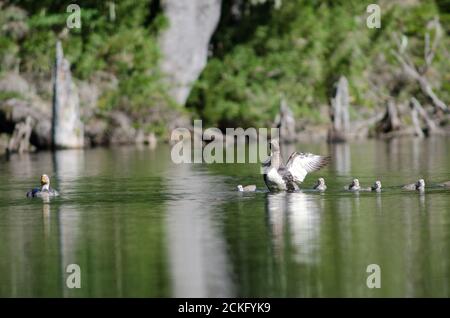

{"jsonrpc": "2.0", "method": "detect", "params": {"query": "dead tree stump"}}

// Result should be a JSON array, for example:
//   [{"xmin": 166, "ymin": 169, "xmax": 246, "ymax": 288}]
[
  {"xmin": 410, "ymin": 101, "xmax": 425, "ymax": 138},
  {"xmin": 328, "ymin": 76, "xmax": 350, "ymax": 142},
  {"xmin": 410, "ymin": 97, "xmax": 443, "ymax": 136},
  {"xmin": 8, "ymin": 116, "xmax": 34, "ymax": 153},
  {"xmin": 376, "ymin": 100, "xmax": 402, "ymax": 135},
  {"xmin": 274, "ymin": 99, "xmax": 296, "ymax": 143},
  {"xmin": 52, "ymin": 41, "xmax": 84, "ymax": 148}
]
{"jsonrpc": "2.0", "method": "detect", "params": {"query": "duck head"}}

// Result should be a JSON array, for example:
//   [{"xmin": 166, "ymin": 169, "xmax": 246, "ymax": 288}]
[
  {"xmin": 373, "ymin": 180, "xmax": 382, "ymax": 190},
  {"xmin": 317, "ymin": 178, "xmax": 326, "ymax": 186},
  {"xmin": 416, "ymin": 179, "xmax": 425, "ymax": 190},
  {"xmin": 269, "ymin": 139, "xmax": 280, "ymax": 153},
  {"xmin": 237, "ymin": 185, "xmax": 244, "ymax": 192},
  {"xmin": 352, "ymin": 179, "xmax": 360, "ymax": 188},
  {"xmin": 41, "ymin": 174, "xmax": 50, "ymax": 191}
]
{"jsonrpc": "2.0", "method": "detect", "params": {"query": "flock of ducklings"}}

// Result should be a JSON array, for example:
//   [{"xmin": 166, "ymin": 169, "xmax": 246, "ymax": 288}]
[
  {"xmin": 25, "ymin": 174, "xmax": 449, "ymax": 196},
  {"xmin": 238, "ymin": 178, "xmax": 450, "ymax": 193}
]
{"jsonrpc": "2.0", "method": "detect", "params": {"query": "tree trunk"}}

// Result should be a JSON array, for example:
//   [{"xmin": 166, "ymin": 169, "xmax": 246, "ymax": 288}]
[
  {"xmin": 376, "ymin": 100, "xmax": 401, "ymax": 134},
  {"xmin": 328, "ymin": 76, "xmax": 350, "ymax": 142},
  {"xmin": 8, "ymin": 116, "xmax": 34, "ymax": 153},
  {"xmin": 410, "ymin": 97, "xmax": 442, "ymax": 136},
  {"xmin": 159, "ymin": 0, "xmax": 222, "ymax": 105},
  {"xmin": 274, "ymin": 99, "xmax": 296, "ymax": 143},
  {"xmin": 410, "ymin": 101, "xmax": 425, "ymax": 138},
  {"xmin": 52, "ymin": 41, "xmax": 84, "ymax": 148}
]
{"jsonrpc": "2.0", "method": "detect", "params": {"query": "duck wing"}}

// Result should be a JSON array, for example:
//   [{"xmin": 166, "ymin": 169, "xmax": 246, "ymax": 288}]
[
  {"xmin": 26, "ymin": 187, "xmax": 40, "ymax": 198},
  {"xmin": 286, "ymin": 152, "xmax": 330, "ymax": 183},
  {"xmin": 49, "ymin": 187, "xmax": 59, "ymax": 196}
]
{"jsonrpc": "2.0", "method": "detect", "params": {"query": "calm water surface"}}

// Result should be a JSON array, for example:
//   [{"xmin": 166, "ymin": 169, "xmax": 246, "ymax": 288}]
[{"xmin": 0, "ymin": 138, "xmax": 449, "ymax": 297}]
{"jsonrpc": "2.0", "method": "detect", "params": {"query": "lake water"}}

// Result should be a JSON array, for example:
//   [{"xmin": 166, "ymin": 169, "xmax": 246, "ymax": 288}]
[{"xmin": 0, "ymin": 137, "xmax": 449, "ymax": 297}]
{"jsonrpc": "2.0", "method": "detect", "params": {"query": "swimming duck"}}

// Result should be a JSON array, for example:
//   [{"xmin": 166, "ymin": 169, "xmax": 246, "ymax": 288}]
[
  {"xmin": 402, "ymin": 179, "xmax": 425, "ymax": 192},
  {"xmin": 349, "ymin": 180, "xmax": 382, "ymax": 192},
  {"xmin": 262, "ymin": 139, "xmax": 330, "ymax": 192},
  {"xmin": 26, "ymin": 174, "xmax": 59, "ymax": 198},
  {"xmin": 313, "ymin": 178, "xmax": 327, "ymax": 191},
  {"xmin": 237, "ymin": 185, "xmax": 257, "ymax": 192},
  {"xmin": 346, "ymin": 179, "xmax": 360, "ymax": 191},
  {"xmin": 371, "ymin": 180, "xmax": 382, "ymax": 192},
  {"xmin": 438, "ymin": 181, "xmax": 450, "ymax": 188}
]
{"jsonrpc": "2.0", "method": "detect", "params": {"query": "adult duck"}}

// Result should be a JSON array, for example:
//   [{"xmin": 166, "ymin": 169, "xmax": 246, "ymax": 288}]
[
  {"xmin": 262, "ymin": 139, "xmax": 330, "ymax": 192},
  {"xmin": 26, "ymin": 174, "xmax": 59, "ymax": 198}
]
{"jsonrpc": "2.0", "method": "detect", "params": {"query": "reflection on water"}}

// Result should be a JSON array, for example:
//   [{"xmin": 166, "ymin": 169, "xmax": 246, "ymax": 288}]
[
  {"xmin": 330, "ymin": 143, "xmax": 351, "ymax": 175},
  {"xmin": 0, "ymin": 138, "xmax": 449, "ymax": 297},
  {"xmin": 286, "ymin": 193, "xmax": 321, "ymax": 265},
  {"xmin": 165, "ymin": 162, "xmax": 233, "ymax": 297},
  {"xmin": 42, "ymin": 201, "xmax": 51, "ymax": 237},
  {"xmin": 53, "ymin": 149, "xmax": 84, "ymax": 297},
  {"xmin": 266, "ymin": 192, "xmax": 287, "ymax": 260},
  {"xmin": 266, "ymin": 192, "xmax": 321, "ymax": 265}
]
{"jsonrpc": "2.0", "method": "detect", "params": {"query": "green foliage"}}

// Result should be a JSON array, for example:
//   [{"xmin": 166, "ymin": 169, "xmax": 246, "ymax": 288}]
[
  {"xmin": 0, "ymin": 0, "xmax": 172, "ymax": 116},
  {"xmin": 188, "ymin": 0, "xmax": 449, "ymax": 129},
  {"xmin": 0, "ymin": 90, "xmax": 22, "ymax": 101},
  {"xmin": 1, "ymin": 0, "xmax": 449, "ymax": 130},
  {"xmin": 436, "ymin": 0, "xmax": 450, "ymax": 32}
]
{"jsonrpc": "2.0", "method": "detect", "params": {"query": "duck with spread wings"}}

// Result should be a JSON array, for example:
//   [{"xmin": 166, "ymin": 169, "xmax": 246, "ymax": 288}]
[{"xmin": 262, "ymin": 139, "xmax": 330, "ymax": 192}]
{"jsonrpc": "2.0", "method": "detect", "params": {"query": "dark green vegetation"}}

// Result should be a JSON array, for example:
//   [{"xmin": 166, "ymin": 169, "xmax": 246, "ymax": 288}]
[
  {"xmin": 188, "ymin": 0, "xmax": 450, "ymax": 128},
  {"xmin": 0, "ymin": 0, "xmax": 169, "ymax": 111},
  {"xmin": 0, "ymin": 0, "xmax": 449, "ymax": 132}
]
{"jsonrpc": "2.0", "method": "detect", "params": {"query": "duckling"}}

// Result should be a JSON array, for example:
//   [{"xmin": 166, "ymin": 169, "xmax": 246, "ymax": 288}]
[
  {"xmin": 346, "ymin": 179, "xmax": 360, "ymax": 191},
  {"xmin": 345, "ymin": 179, "xmax": 381, "ymax": 192},
  {"xmin": 402, "ymin": 179, "xmax": 425, "ymax": 192},
  {"xmin": 313, "ymin": 178, "xmax": 327, "ymax": 191},
  {"xmin": 371, "ymin": 180, "xmax": 382, "ymax": 192},
  {"xmin": 237, "ymin": 184, "xmax": 257, "ymax": 192},
  {"xmin": 26, "ymin": 174, "xmax": 59, "ymax": 198},
  {"xmin": 438, "ymin": 181, "xmax": 450, "ymax": 188}
]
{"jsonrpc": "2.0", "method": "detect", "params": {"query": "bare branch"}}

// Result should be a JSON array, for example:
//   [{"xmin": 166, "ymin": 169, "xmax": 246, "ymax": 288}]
[
  {"xmin": 424, "ymin": 17, "xmax": 443, "ymax": 69},
  {"xmin": 410, "ymin": 97, "xmax": 442, "ymax": 135},
  {"xmin": 410, "ymin": 102, "xmax": 425, "ymax": 138},
  {"xmin": 391, "ymin": 24, "xmax": 448, "ymax": 113}
]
